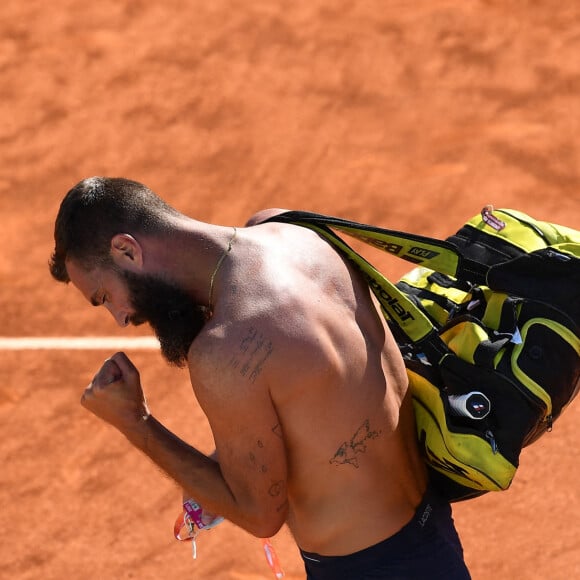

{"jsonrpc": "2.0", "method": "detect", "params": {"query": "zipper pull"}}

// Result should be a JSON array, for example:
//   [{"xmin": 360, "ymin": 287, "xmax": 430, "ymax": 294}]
[
  {"xmin": 481, "ymin": 205, "xmax": 506, "ymax": 232},
  {"xmin": 485, "ymin": 430, "xmax": 498, "ymax": 454}
]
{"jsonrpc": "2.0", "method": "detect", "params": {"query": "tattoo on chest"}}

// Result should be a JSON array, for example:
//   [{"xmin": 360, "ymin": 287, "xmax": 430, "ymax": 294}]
[
  {"xmin": 329, "ymin": 419, "xmax": 382, "ymax": 468},
  {"xmin": 228, "ymin": 326, "xmax": 274, "ymax": 383}
]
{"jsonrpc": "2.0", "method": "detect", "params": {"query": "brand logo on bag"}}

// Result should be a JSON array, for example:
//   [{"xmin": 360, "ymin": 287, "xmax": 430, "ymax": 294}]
[
  {"xmin": 349, "ymin": 233, "xmax": 403, "ymax": 255},
  {"xmin": 407, "ymin": 247, "xmax": 440, "ymax": 260},
  {"xmin": 348, "ymin": 232, "xmax": 440, "ymax": 262},
  {"xmin": 364, "ymin": 275, "xmax": 415, "ymax": 322}
]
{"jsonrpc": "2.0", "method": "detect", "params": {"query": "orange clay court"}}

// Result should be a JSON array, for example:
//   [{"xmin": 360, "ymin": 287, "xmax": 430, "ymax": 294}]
[{"xmin": 0, "ymin": 1, "xmax": 578, "ymax": 579}]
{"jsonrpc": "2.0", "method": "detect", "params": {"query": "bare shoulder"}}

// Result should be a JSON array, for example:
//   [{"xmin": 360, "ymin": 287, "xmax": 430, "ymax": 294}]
[
  {"xmin": 244, "ymin": 207, "xmax": 289, "ymax": 227},
  {"xmin": 188, "ymin": 318, "xmax": 277, "ymax": 395},
  {"xmin": 188, "ymin": 222, "xmax": 373, "ymax": 396},
  {"xmin": 189, "ymin": 283, "xmax": 328, "ymax": 401}
]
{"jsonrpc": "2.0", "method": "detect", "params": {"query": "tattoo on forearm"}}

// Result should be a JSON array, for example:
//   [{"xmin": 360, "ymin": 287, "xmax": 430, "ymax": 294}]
[
  {"xmin": 329, "ymin": 419, "xmax": 382, "ymax": 468},
  {"xmin": 229, "ymin": 326, "xmax": 274, "ymax": 383}
]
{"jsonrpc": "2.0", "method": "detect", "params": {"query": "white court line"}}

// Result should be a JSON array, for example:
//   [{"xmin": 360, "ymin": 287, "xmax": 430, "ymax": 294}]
[{"xmin": 0, "ymin": 337, "xmax": 160, "ymax": 350}]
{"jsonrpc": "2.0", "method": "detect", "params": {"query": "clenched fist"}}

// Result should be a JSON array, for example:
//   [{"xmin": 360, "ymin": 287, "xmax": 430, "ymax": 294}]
[{"xmin": 82, "ymin": 352, "xmax": 150, "ymax": 433}]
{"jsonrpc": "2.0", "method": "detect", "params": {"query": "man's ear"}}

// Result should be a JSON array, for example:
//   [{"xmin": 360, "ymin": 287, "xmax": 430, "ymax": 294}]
[{"xmin": 110, "ymin": 234, "xmax": 144, "ymax": 270}]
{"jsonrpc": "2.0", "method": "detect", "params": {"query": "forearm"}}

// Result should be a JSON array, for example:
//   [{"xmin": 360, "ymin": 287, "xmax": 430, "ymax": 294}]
[{"xmin": 122, "ymin": 414, "xmax": 277, "ymax": 536}]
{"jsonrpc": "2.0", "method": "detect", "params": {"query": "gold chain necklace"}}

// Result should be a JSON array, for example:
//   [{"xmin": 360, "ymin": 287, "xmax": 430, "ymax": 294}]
[{"xmin": 206, "ymin": 226, "xmax": 237, "ymax": 319}]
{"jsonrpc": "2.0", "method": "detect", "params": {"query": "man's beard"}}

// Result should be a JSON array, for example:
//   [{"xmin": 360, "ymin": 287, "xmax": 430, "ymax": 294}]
[{"xmin": 121, "ymin": 269, "xmax": 208, "ymax": 367}]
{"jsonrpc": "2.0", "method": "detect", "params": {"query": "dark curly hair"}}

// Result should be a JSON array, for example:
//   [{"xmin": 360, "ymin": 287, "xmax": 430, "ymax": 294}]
[{"xmin": 49, "ymin": 176, "xmax": 179, "ymax": 282}]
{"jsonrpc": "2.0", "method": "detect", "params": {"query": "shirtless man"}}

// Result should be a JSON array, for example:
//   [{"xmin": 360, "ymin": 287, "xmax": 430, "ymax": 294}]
[{"xmin": 50, "ymin": 177, "xmax": 470, "ymax": 579}]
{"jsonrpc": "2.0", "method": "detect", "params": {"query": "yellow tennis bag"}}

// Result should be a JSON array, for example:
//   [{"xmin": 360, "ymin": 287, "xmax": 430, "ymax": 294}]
[{"xmin": 267, "ymin": 207, "xmax": 580, "ymax": 501}]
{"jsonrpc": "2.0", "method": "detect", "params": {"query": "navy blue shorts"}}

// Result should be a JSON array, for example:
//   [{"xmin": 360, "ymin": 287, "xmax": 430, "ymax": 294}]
[{"xmin": 299, "ymin": 487, "xmax": 471, "ymax": 579}]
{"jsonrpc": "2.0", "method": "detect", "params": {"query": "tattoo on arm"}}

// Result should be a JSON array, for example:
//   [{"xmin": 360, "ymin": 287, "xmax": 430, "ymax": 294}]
[
  {"xmin": 247, "ymin": 430, "xmax": 279, "ymax": 473},
  {"xmin": 243, "ymin": 431, "xmax": 287, "ymax": 512},
  {"xmin": 276, "ymin": 499, "xmax": 289, "ymax": 513},
  {"xmin": 249, "ymin": 450, "xmax": 269, "ymax": 473},
  {"xmin": 268, "ymin": 480, "xmax": 284, "ymax": 497},
  {"xmin": 228, "ymin": 326, "xmax": 274, "ymax": 383},
  {"xmin": 329, "ymin": 419, "xmax": 382, "ymax": 468}
]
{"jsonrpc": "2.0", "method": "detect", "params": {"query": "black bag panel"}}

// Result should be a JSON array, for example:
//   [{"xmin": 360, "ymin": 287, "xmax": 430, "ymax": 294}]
[
  {"xmin": 438, "ymin": 355, "xmax": 541, "ymax": 467},
  {"xmin": 488, "ymin": 249, "xmax": 580, "ymax": 324},
  {"xmin": 427, "ymin": 467, "xmax": 489, "ymax": 503},
  {"xmin": 514, "ymin": 322, "xmax": 580, "ymax": 420},
  {"xmin": 447, "ymin": 224, "xmax": 527, "ymax": 269}
]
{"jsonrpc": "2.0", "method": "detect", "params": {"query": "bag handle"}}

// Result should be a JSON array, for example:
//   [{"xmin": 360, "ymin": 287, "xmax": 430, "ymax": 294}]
[{"xmin": 268, "ymin": 211, "xmax": 489, "ymax": 284}]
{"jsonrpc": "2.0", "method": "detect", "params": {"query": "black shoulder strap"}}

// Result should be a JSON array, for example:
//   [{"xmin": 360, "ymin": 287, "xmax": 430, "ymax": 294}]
[{"xmin": 267, "ymin": 211, "xmax": 489, "ymax": 283}]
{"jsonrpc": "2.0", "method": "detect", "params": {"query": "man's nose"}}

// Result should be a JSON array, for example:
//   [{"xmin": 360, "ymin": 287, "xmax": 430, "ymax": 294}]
[{"xmin": 110, "ymin": 307, "xmax": 130, "ymax": 327}]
